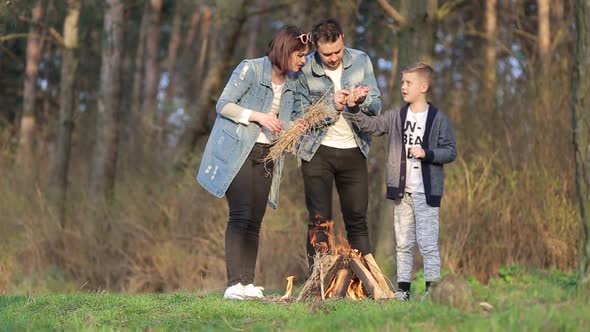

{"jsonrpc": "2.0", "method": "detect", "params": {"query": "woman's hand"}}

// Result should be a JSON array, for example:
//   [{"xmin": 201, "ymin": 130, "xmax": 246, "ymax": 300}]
[
  {"xmin": 250, "ymin": 111, "xmax": 282, "ymax": 133},
  {"xmin": 294, "ymin": 118, "xmax": 309, "ymax": 132}
]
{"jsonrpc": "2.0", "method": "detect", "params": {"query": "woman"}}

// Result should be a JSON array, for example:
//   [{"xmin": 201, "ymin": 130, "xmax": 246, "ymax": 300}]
[{"xmin": 197, "ymin": 25, "xmax": 310, "ymax": 300}]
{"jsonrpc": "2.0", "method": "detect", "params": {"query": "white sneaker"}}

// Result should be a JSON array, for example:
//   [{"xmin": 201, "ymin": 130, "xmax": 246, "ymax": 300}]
[
  {"xmin": 224, "ymin": 283, "xmax": 245, "ymax": 300},
  {"xmin": 242, "ymin": 283, "xmax": 264, "ymax": 299}
]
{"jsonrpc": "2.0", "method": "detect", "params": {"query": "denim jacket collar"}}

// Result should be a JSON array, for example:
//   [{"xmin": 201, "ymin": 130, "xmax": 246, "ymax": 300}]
[
  {"xmin": 310, "ymin": 47, "xmax": 353, "ymax": 77},
  {"xmin": 263, "ymin": 56, "xmax": 296, "ymax": 92}
]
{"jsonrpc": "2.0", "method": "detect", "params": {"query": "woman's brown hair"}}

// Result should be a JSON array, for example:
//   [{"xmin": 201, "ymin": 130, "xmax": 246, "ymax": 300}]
[{"xmin": 267, "ymin": 25, "xmax": 309, "ymax": 76}]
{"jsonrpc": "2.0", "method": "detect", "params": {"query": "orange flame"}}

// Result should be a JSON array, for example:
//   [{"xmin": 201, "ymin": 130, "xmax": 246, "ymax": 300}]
[
  {"xmin": 281, "ymin": 276, "xmax": 295, "ymax": 300},
  {"xmin": 346, "ymin": 278, "xmax": 365, "ymax": 300}
]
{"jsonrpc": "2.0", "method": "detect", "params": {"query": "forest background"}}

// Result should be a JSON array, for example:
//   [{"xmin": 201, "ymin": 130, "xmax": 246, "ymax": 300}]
[{"xmin": 0, "ymin": 0, "xmax": 585, "ymax": 294}]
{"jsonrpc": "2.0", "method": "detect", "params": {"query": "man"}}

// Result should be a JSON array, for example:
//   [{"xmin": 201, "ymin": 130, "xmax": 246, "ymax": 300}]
[{"xmin": 295, "ymin": 18, "xmax": 382, "ymax": 267}]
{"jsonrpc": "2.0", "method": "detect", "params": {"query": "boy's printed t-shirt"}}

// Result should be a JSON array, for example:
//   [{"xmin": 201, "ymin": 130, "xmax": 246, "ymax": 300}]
[
  {"xmin": 321, "ymin": 64, "xmax": 358, "ymax": 149},
  {"xmin": 404, "ymin": 106, "xmax": 429, "ymax": 193}
]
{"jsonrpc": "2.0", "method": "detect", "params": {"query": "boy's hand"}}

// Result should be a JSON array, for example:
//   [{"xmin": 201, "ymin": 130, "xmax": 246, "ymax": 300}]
[
  {"xmin": 409, "ymin": 146, "xmax": 425, "ymax": 159},
  {"xmin": 334, "ymin": 89, "xmax": 350, "ymax": 111},
  {"xmin": 346, "ymin": 86, "xmax": 369, "ymax": 107}
]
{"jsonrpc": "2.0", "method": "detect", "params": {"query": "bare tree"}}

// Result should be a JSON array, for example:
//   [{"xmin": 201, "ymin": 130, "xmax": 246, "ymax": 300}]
[
  {"xmin": 329, "ymin": 0, "xmax": 362, "ymax": 47},
  {"xmin": 89, "ymin": 0, "xmax": 124, "ymax": 201},
  {"xmin": 163, "ymin": 1, "xmax": 184, "ymax": 111},
  {"xmin": 49, "ymin": 0, "xmax": 80, "ymax": 225},
  {"xmin": 538, "ymin": 0, "xmax": 551, "ymax": 71},
  {"xmin": 130, "ymin": 3, "xmax": 148, "ymax": 118},
  {"xmin": 377, "ymin": 0, "xmax": 437, "ymax": 106},
  {"xmin": 573, "ymin": 0, "xmax": 590, "ymax": 294},
  {"xmin": 483, "ymin": 0, "xmax": 497, "ymax": 113},
  {"xmin": 141, "ymin": 0, "xmax": 163, "ymax": 132},
  {"xmin": 17, "ymin": 1, "xmax": 44, "ymax": 174},
  {"xmin": 174, "ymin": 0, "xmax": 252, "ymax": 167},
  {"xmin": 192, "ymin": 5, "xmax": 213, "ymax": 102}
]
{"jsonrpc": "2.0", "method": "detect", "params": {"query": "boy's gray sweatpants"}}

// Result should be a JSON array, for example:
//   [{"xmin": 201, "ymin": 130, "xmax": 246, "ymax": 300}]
[{"xmin": 393, "ymin": 192, "xmax": 441, "ymax": 283}]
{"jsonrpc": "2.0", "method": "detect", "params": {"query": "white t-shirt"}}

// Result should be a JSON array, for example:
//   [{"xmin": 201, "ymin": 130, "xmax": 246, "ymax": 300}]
[
  {"xmin": 404, "ymin": 105, "xmax": 429, "ymax": 193},
  {"xmin": 320, "ymin": 64, "xmax": 357, "ymax": 149},
  {"xmin": 256, "ymin": 82, "xmax": 283, "ymax": 144}
]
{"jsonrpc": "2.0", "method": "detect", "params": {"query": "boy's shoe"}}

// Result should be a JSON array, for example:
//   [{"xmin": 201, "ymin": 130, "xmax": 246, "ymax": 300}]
[
  {"xmin": 223, "ymin": 283, "xmax": 245, "ymax": 300},
  {"xmin": 394, "ymin": 291, "xmax": 410, "ymax": 301},
  {"xmin": 242, "ymin": 283, "xmax": 264, "ymax": 299}
]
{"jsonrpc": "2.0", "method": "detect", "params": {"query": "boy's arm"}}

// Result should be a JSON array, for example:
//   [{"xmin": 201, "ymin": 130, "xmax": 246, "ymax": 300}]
[
  {"xmin": 343, "ymin": 104, "xmax": 391, "ymax": 136},
  {"xmin": 357, "ymin": 54, "xmax": 382, "ymax": 116},
  {"xmin": 422, "ymin": 114, "xmax": 457, "ymax": 165}
]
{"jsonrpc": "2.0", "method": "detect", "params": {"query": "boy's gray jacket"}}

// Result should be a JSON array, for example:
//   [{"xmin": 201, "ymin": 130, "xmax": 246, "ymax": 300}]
[
  {"xmin": 196, "ymin": 56, "xmax": 297, "ymax": 209},
  {"xmin": 345, "ymin": 103, "xmax": 456, "ymax": 207},
  {"xmin": 294, "ymin": 47, "xmax": 381, "ymax": 161}
]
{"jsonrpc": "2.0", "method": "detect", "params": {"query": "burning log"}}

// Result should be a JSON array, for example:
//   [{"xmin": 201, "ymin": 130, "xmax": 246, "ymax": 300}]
[
  {"xmin": 363, "ymin": 254, "xmax": 396, "ymax": 298},
  {"xmin": 290, "ymin": 220, "xmax": 396, "ymax": 301},
  {"xmin": 328, "ymin": 268, "xmax": 353, "ymax": 299},
  {"xmin": 297, "ymin": 254, "xmax": 345, "ymax": 301},
  {"xmin": 349, "ymin": 257, "xmax": 390, "ymax": 300}
]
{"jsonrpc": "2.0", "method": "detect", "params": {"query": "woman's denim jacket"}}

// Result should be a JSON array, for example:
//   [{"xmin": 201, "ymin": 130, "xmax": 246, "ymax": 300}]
[
  {"xmin": 197, "ymin": 56, "xmax": 297, "ymax": 209},
  {"xmin": 294, "ymin": 47, "xmax": 381, "ymax": 161}
]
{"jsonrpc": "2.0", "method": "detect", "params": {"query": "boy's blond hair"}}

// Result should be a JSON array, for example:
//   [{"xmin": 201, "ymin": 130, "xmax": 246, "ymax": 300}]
[{"xmin": 401, "ymin": 62, "xmax": 434, "ymax": 91}]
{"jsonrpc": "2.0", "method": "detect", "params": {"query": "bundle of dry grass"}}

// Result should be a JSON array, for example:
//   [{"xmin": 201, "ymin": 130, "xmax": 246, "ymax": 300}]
[{"xmin": 264, "ymin": 90, "xmax": 339, "ymax": 163}]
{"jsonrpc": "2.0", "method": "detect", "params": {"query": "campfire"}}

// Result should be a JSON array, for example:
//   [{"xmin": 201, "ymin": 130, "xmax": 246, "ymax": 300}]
[{"xmin": 282, "ymin": 221, "xmax": 396, "ymax": 301}]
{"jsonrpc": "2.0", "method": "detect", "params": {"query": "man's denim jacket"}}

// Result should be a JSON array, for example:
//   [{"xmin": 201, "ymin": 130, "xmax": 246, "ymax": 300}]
[
  {"xmin": 294, "ymin": 47, "xmax": 382, "ymax": 161},
  {"xmin": 197, "ymin": 56, "xmax": 297, "ymax": 209}
]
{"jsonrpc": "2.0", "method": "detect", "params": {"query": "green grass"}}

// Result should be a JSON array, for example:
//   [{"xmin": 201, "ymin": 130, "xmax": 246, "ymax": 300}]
[{"xmin": 1, "ymin": 268, "xmax": 588, "ymax": 331}]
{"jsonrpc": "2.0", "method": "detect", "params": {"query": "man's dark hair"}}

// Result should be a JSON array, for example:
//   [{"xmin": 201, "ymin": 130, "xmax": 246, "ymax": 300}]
[{"xmin": 311, "ymin": 18, "xmax": 343, "ymax": 46}]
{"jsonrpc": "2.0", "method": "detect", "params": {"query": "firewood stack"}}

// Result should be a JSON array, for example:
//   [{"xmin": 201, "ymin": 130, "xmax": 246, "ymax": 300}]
[{"xmin": 295, "ymin": 222, "xmax": 396, "ymax": 301}]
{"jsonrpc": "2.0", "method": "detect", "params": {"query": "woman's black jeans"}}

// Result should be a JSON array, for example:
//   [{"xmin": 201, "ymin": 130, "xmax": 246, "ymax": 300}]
[{"xmin": 224, "ymin": 143, "xmax": 274, "ymax": 287}]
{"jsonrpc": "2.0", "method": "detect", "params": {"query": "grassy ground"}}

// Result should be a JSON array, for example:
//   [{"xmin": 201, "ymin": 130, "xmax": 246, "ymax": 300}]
[{"xmin": 1, "ymin": 267, "xmax": 588, "ymax": 331}]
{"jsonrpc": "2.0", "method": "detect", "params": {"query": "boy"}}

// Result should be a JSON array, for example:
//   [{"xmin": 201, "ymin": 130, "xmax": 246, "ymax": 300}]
[{"xmin": 339, "ymin": 62, "xmax": 456, "ymax": 300}]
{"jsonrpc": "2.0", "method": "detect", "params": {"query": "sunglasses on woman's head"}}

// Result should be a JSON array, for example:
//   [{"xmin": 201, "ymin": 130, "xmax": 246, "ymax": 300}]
[{"xmin": 296, "ymin": 33, "xmax": 311, "ymax": 44}]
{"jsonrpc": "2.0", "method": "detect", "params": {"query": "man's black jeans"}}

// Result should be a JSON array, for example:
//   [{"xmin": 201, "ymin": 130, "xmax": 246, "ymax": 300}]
[
  {"xmin": 224, "ymin": 143, "xmax": 273, "ymax": 287},
  {"xmin": 301, "ymin": 145, "xmax": 371, "ymax": 267}
]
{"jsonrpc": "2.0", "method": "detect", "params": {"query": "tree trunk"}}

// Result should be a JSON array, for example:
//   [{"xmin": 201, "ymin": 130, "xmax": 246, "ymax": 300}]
[
  {"xmin": 396, "ymin": 0, "xmax": 437, "ymax": 69},
  {"xmin": 174, "ymin": 0, "xmax": 251, "ymax": 167},
  {"xmin": 17, "ymin": 1, "xmax": 44, "ymax": 174},
  {"xmin": 141, "ymin": 0, "xmax": 163, "ymax": 131},
  {"xmin": 192, "ymin": 5, "xmax": 213, "ymax": 102},
  {"xmin": 573, "ymin": 0, "xmax": 590, "ymax": 295},
  {"xmin": 329, "ymin": 0, "xmax": 361, "ymax": 47},
  {"xmin": 89, "ymin": 0, "xmax": 124, "ymax": 201},
  {"xmin": 130, "ymin": 3, "xmax": 148, "ymax": 118},
  {"xmin": 49, "ymin": 0, "xmax": 80, "ymax": 226},
  {"xmin": 483, "ymin": 0, "xmax": 497, "ymax": 114},
  {"xmin": 538, "ymin": 0, "xmax": 551, "ymax": 71},
  {"xmin": 163, "ymin": 2, "xmax": 183, "ymax": 112}
]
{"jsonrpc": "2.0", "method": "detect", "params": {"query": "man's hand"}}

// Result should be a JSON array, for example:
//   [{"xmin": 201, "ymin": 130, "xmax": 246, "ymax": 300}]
[{"xmin": 250, "ymin": 111, "xmax": 282, "ymax": 133}]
